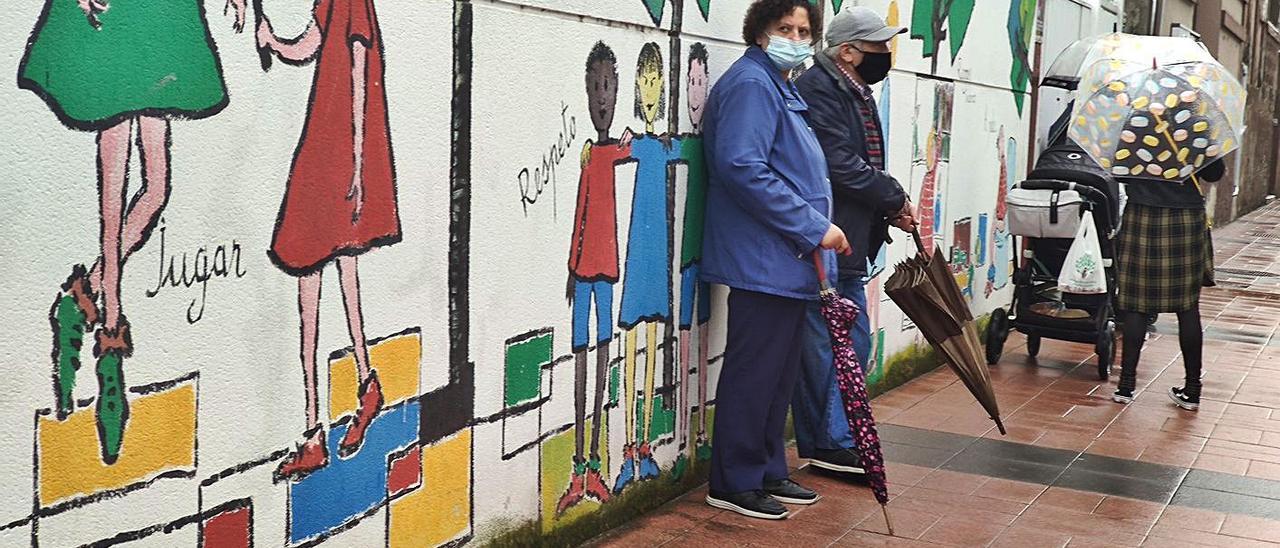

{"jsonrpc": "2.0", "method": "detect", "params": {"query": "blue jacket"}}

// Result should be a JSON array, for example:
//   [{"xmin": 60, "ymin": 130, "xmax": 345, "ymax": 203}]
[
  {"xmin": 701, "ymin": 47, "xmax": 837, "ymax": 300},
  {"xmin": 795, "ymin": 53, "xmax": 907, "ymax": 279}
]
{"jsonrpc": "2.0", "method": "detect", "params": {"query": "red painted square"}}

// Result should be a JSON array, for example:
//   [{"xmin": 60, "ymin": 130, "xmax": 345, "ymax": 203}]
[
  {"xmin": 387, "ymin": 446, "xmax": 422, "ymax": 498},
  {"xmin": 202, "ymin": 506, "xmax": 250, "ymax": 548}
]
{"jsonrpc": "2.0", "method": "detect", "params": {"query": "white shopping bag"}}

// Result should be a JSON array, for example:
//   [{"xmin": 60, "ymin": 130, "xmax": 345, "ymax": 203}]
[{"xmin": 1058, "ymin": 210, "xmax": 1107, "ymax": 295}]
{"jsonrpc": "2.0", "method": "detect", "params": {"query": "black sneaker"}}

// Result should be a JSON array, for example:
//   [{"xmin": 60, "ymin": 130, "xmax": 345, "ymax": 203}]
[
  {"xmin": 1112, "ymin": 390, "xmax": 1135, "ymax": 404},
  {"xmin": 807, "ymin": 448, "xmax": 866, "ymax": 475},
  {"xmin": 764, "ymin": 478, "xmax": 820, "ymax": 505},
  {"xmin": 706, "ymin": 490, "xmax": 789, "ymax": 520},
  {"xmin": 1169, "ymin": 387, "xmax": 1200, "ymax": 411}
]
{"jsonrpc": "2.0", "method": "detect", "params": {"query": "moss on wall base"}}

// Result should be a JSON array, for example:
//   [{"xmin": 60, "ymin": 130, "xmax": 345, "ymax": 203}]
[
  {"xmin": 865, "ymin": 313, "xmax": 990, "ymax": 399},
  {"xmin": 485, "ymin": 458, "xmax": 712, "ymax": 547},
  {"xmin": 485, "ymin": 314, "xmax": 993, "ymax": 546}
]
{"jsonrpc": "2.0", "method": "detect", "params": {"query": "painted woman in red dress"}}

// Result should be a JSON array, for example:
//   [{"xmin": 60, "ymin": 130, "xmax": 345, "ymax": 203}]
[{"xmin": 255, "ymin": 0, "xmax": 401, "ymax": 481}]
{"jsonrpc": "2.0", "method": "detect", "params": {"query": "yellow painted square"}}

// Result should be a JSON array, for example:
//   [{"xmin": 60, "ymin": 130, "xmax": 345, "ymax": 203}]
[
  {"xmin": 329, "ymin": 332, "xmax": 421, "ymax": 421},
  {"xmin": 38, "ymin": 380, "xmax": 196, "ymax": 508},
  {"xmin": 389, "ymin": 429, "xmax": 472, "ymax": 547}
]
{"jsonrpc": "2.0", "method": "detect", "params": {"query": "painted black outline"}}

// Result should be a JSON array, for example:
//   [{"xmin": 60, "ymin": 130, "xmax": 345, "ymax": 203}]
[
  {"xmin": 325, "ymin": 326, "xmax": 422, "ymax": 363},
  {"xmin": 503, "ymin": 328, "xmax": 554, "ymax": 409},
  {"xmin": 382, "ymin": 430, "xmax": 476, "ymax": 547},
  {"xmin": 283, "ymin": 396, "xmax": 421, "ymax": 546},
  {"xmin": 200, "ymin": 449, "xmax": 293, "ymax": 488},
  {"xmin": 72, "ymin": 497, "xmax": 253, "ymax": 548},
  {"xmin": 31, "ymin": 372, "xmax": 199, "ymax": 517},
  {"xmin": 196, "ymin": 498, "xmax": 254, "ymax": 548},
  {"xmin": 663, "ymin": 0, "xmax": 686, "ymax": 406},
  {"xmin": 385, "ymin": 445, "xmax": 423, "ymax": 502},
  {"xmin": 16, "ymin": 0, "xmax": 232, "ymax": 133}
]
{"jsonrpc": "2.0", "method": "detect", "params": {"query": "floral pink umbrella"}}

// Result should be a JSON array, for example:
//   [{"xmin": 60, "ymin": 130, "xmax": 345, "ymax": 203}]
[{"xmin": 813, "ymin": 252, "xmax": 895, "ymax": 534}]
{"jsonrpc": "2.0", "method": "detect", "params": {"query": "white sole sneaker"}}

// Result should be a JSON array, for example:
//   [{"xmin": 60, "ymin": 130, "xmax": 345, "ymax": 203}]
[
  {"xmin": 1168, "ymin": 388, "xmax": 1200, "ymax": 411},
  {"xmin": 705, "ymin": 495, "xmax": 789, "ymax": 520},
  {"xmin": 1112, "ymin": 392, "xmax": 1135, "ymax": 404},
  {"xmin": 807, "ymin": 459, "xmax": 867, "ymax": 475},
  {"xmin": 770, "ymin": 493, "xmax": 821, "ymax": 505}
]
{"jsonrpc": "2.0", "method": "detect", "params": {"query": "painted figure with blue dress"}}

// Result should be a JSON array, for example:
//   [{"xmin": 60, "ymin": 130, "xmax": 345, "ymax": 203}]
[{"xmin": 615, "ymin": 41, "xmax": 683, "ymax": 494}]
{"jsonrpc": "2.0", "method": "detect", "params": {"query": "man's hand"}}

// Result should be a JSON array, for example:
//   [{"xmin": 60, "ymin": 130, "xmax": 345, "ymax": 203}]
[
  {"xmin": 821, "ymin": 224, "xmax": 852, "ymax": 256},
  {"xmin": 890, "ymin": 200, "xmax": 916, "ymax": 232}
]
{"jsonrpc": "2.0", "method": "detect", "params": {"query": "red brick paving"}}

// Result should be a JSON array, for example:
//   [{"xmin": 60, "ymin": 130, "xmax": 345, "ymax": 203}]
[{"xmin": 588, "ymin": 202, "xmax": 1280, "ymax": 546}]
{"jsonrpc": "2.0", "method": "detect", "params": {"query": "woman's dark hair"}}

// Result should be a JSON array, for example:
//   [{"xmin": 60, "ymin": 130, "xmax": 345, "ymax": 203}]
[
  {"xmin": 635, "ymin": 42, "xmax": 666, "ymax": 121},
  {"xmin": 742, "ymin": 0, "xmax": 823, "ymax": 46}
]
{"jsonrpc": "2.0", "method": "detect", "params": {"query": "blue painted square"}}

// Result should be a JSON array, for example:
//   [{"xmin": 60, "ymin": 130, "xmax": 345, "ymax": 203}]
[{"xmin": 288, "ymin": 399, "xmax": 420, "ymax": 545}]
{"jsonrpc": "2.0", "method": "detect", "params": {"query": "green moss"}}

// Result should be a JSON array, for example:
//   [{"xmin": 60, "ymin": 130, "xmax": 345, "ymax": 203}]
[
  {"xmin": 486, "ymin": 458, "xmax": 713, "ymax": 547},
  {"xmin": 487, "ymin": 314, "xmax": 998, "ymax": 546},
  {"xmin": 865, "ymin": 313, "xmax": 992, "ymax": 400}
]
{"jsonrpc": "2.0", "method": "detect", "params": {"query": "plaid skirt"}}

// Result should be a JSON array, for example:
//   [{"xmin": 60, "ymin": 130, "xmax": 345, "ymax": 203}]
[{"xmin": 1115, "ymin": 203, "xmax": 1214, "ymax": 313}]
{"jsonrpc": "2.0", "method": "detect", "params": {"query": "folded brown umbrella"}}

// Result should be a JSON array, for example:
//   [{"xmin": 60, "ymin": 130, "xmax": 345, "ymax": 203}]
[{"xmin": 886, "ymin": 230, "xmax": 1006, "ymax": 435}]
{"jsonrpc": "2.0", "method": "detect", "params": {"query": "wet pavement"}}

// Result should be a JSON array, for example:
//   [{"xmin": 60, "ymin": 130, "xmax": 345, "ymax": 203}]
[{"xmin": 588, "ymin": 200, "xmax": 1280, "ymax": 547}]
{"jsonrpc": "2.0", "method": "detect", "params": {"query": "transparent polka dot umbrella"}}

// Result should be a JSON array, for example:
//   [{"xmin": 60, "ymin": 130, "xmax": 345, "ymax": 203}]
[{"xmin": 1068, "ymin": 34, "xmax": 1246, "ymax": 187}]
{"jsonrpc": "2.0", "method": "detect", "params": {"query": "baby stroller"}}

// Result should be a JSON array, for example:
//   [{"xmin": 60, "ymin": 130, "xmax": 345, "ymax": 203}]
[{"xmin": 984, "ymin": 119, "xmax": 1124, "ymax": 380}]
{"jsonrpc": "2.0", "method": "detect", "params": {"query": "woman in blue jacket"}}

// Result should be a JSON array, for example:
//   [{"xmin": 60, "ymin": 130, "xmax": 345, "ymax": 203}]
[{"xmin": 702, "ymin": 0, "xmax": 851, "ymax": 520}]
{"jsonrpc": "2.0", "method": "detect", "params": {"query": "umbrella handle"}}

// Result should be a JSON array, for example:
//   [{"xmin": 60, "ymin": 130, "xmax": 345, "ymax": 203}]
[
  {"xmin": 812, "ymin": 251, "xmax": 834, "ymax": 292},
  {"xmin": 911, "ymin": 227, "xmax": 926, "ymax": 255}
]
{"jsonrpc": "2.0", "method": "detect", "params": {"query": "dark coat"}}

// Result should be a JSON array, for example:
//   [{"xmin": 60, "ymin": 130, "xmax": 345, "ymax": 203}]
[{"xmin": 795, "ymin": 53, "xmax": 907, "ymax": 278}]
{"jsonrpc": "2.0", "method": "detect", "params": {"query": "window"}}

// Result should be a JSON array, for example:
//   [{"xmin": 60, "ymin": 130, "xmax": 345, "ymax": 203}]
[{"xmin": 1269, "ymin": 0, "xmax": 1280, "ymax": 25}]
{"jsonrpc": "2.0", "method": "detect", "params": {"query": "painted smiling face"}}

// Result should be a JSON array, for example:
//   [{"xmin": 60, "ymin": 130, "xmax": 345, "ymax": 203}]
[
  {"xmin": 687, "ymin": 56, "xmax": 709, "ymax": 130},
  {"xmin": 585, "ymin": 42, "xmax": 620, "ymax": 136},
  {"xmin": 635, "ymin": 43, "xmax": 665, "ymax": 129}
]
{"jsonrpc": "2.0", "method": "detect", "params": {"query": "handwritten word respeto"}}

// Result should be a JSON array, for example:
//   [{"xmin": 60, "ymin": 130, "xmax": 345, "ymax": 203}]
[{"xmin": 518, "ymin": 102, "xmax": 577, "ymax": 216}]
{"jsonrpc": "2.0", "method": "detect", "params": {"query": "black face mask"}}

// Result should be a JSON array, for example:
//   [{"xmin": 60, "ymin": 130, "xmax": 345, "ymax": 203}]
[{"xmin": 857, "ymin": 52, "xmax": 892, "ymax": 85}]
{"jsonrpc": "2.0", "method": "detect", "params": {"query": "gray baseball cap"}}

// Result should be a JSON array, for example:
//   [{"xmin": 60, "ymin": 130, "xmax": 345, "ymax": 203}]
[{"xmin": 826, "ymin": 6, "xmax": 907, "ymax": 46}]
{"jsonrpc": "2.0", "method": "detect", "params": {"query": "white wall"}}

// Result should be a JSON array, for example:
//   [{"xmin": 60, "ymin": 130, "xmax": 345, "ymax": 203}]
[{"xmin": 0, "ymin": 0, "xmax": 1035, "ymax": 545}]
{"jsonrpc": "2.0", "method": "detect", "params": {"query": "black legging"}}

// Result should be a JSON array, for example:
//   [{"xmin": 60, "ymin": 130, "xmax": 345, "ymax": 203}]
[{"xmin": 1118, "ymin": 307, "xmax": 1203, "ymax": 398}]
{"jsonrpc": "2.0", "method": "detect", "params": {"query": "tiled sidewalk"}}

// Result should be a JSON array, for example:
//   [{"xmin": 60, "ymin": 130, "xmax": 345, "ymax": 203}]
[{"xmin": 588, "ymin": 200, "xmax": 1280, "ymax": 547}]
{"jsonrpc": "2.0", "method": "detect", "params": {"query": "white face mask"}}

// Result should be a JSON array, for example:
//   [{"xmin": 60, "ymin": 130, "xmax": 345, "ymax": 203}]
[{"xmin": 765, "ymin": 35, "xmax": 813, "ymax": 70}]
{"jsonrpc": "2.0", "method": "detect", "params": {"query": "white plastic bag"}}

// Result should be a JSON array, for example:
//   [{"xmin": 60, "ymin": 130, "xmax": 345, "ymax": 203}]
[{"xmin": 1058, "ymin": 210, "xmax": 1107, "ymax": 295}]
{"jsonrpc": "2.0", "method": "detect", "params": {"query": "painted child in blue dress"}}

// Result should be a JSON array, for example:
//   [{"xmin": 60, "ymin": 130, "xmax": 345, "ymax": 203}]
[{"xmin": 614, "ymin": 42, "xmax": 683, "ymax": 493}]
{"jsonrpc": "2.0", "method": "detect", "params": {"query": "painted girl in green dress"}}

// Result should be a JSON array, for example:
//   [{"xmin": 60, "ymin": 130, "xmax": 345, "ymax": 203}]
[{"xmin": 19, "ymin": 0, "xmax": 246, "ymax": 464}]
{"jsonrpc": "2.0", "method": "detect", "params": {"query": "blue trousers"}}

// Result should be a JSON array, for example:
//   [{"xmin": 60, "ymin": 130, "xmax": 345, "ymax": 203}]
[
  {"xmin": 792, "ymin": 276, "xmax": 872, "ymax": 457},
  {"xmin": 709, "ymin": 289, "xmax": 806, "ymax": 493}
]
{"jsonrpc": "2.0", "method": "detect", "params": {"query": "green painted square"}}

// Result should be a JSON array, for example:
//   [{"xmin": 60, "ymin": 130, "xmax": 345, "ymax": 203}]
[
  {"xmin": 505, "ymin": 332, "xmax": 552, "ymax": 407},
  {"xmin": 636, "ymin": 395, "xmax": 676, "ymax": 442}
]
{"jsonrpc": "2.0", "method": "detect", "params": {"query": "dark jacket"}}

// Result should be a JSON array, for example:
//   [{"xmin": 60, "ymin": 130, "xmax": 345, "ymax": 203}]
[{"xmin": 795, "ymin": 53, "xmax": 907, "ymax": 278}]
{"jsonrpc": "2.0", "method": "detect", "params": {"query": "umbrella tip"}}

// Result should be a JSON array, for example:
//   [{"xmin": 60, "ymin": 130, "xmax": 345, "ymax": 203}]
[
  {"xmin": 994, "ymin": 417, "xmax": 1008, "ymax": 436},
  {"xmin": 881, "ymin": 504, "xmax": 895, "ymax": 536}
]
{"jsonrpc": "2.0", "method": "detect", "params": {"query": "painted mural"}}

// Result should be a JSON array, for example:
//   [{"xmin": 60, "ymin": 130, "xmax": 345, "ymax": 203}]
[
  {"xmin": 0, "ymin": 0, "xmax": 1035, "ymax": 546},
  {"xmin": 1007, "ymin": 0, "xmax": 1037, "ymax": 113},
  {"xmin": 910, "ymin": 0, "xmax": 975, "ymax": 73}
]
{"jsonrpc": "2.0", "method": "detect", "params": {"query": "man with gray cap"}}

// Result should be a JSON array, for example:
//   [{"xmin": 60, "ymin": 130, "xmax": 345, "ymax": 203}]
[{"xmin": 792, "ymin": 6, "xmax": 914, "ymax": 478}]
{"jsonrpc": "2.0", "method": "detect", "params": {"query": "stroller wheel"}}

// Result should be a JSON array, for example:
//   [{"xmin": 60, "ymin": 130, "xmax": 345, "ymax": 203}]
[
  {"xmin": 986, "ymin": 308, "xmax": 1010, "ymax": 365},
  {"xmin": 1096, "ymin": 321, "xmax": 1116, "ymax": 380},
  {"xmin": 1026, "ymin": 335, "xmax": 1041, "ymax": 358}
]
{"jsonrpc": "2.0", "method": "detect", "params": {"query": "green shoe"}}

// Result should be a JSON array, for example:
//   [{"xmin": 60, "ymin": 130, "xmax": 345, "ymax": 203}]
[
  {"xmin": 93, "ymin": 320, "xmax": 132, "ymax": 465},
  {"xmin": 51, "ymin": 294, "xmax": 87, "ymax": 418},
  {"xmin": 94, "ymin": 349, "xmax": 128, "ymax": 465},
  {"xmin": 51, "ymin": 265, "xmax": 99, "ymax": 419},
  {"xmin": 671, "ymin": 454, "xmax": 689, "ymax": 482}
]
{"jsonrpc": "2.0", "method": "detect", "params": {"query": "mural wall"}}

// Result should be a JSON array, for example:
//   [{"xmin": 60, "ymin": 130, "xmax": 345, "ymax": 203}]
[{"xmin": 0, "ymin": 0, "xmax": 1033, "ymax": 545}]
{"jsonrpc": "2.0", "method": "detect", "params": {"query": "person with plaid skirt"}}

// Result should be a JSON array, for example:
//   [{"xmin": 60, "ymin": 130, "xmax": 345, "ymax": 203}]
[{"xmin": 1112, "ymin": 113, "xmax": 1227, "ymax": 410}]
